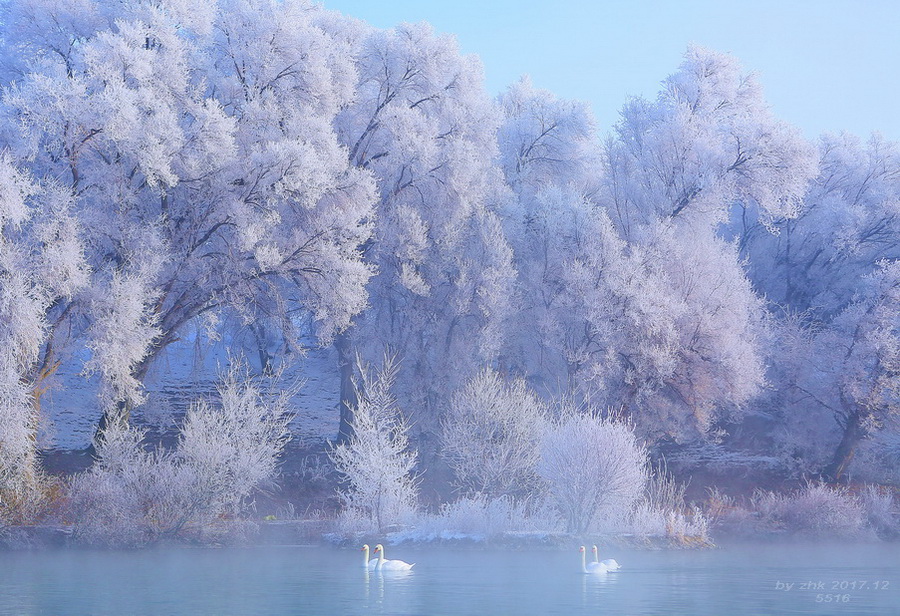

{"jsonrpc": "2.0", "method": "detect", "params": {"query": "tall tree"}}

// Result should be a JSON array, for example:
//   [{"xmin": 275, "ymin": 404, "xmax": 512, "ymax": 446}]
[
  {"xmin": 607, "ymin": 45, "xmax": 816, "ymax": 236},
  {"xmin": 334, "ymin": 22, "xmax": 516, "ymax": 437},
  {"xmin": 0, "ymin": 155, "xmax": 88, "ymax": 515},
  {"xmin": 590, "ymin": 46, "xmax": 816, "ymax": 442},
  {"xmin": 495, "ymin": 78, "xmax": 598, "ymax": 390},
  {"xmin": 740, "ymin": 133, "xmax": 900, "ymax": 316},
  {"xmin": 820, "ymin": 260, "xmax": 900, "ymax": 479},
  {"xmin": 1, "ymin": 0, "xmax": 377, "ymax": 431},
  {"xmin": 497, "ymin": 48, "xmax": 797, "ymax": 443},
  {"xmin": 737, "ymin": 134, "xmax": 900, "ymax": 479}
]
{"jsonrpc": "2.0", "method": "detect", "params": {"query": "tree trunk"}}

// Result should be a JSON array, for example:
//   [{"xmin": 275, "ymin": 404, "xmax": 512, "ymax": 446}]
[
  {"xmin": 822, "ymin": 410, "xmax": 864, "ymax": 482},
  {"xmin": 90, "ymin": 346, "xmax": 159, "ymax": 453},
  {"xmin": 335, "ymin": 332, "xmax": 357, "ymax": 443}
]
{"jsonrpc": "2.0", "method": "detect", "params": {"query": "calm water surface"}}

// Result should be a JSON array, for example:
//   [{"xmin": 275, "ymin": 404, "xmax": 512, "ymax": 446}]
[{"xmin": 2, "ymin": 541, "xmax": 899, "ymax": 615}]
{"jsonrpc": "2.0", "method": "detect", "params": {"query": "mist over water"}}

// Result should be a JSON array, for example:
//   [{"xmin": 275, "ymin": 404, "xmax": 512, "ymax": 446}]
[{"xmin": 2, "ymin": 542, "xmax": 898, "ymax": 615}]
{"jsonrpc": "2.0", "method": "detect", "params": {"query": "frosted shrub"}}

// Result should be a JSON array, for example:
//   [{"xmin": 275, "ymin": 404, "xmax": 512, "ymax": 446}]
[
  {"xmin": 176, "ymin": 364, "xmax": 293, "ymax": 518},
  {"xmin": 668, "ymin": 506, "xmax": 710, "ymax": 543},
  {"xmin": 0, "ymin": 463, "xmax": 52, "ymax": 528},
  {"xmin": 69, "ymin": 363, "xmax": 292, "ymax": 546},
  {"xmin": 403, "ymin": 494, "xmax": 558, "ymax": 541},
  {"xmin": 330, "ymin": 356, "xmax": 419, "ymax": 534},
  {"xmin": 538, "ymin": 409, "xmax": 646, "ymax": 534},
  {"xmin": 860, "ymin": 485, "xmax": 897, "ymax": 537},
  {"xmin": 0, "ymin": 364, "xmax": 40, "ymax": 524},
  {"xmin": 631, "ymin": 504, "xmax": 712, "ymax": 544},
  {"xmin": 630, "ymin": 467, "xmax": 680, "ymax": 537},
  {"xmin": 67, "ymin": 425, "xmax": 152, "ymax": 546},
  {"xmin": 441, "ymin": 368, "xmax": 547, "ymax": 499},
  {"xmin": 629, "ymin": 502, "xmax": 667, "ymax": 537},
  {"xmin": 751, "ymin": 482, "xmax": 866, "ymax": 538},
  {"xmin": 628, "ymin": 466, "xmax": 709, "ymax": 543},
  {"xmin": 703, "ymin": 486, "xmax": 754, "ymax": 533}
]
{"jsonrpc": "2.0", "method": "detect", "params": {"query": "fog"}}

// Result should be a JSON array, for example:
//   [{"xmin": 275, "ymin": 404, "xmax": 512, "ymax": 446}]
[{"xmin": 3, "ymin": 543, "xmax": 899, "ymax": 615}]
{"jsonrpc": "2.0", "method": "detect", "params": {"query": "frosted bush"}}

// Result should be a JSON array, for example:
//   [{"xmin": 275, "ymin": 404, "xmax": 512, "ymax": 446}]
[
  {"xmin": 0, "ymin": 159, "xmax": 85, "ymax": 524},
  {"xmin": 330, "ymin": 356, "xmax": 419, "ymax": 534},
  {"xmin": 629, "ymin": 501, "xmax": 668, "ymax": 537},
  {"xmin": 703, "ymin": 486, "xmax": 754, "ymax": 533},
  {"xmin": 418, "ymin": 496, "xmax": 559, "ymax": 542},
  {"xmin": 441, "ymin": 368, "xmax": 547, "ymax": 499},
  {"xmin": 628, "ymin": 466, "xmax": 709, "ymax": 543},
  {"xmin": 0, "ymin": 462, "xmax": 53, "ymax": 528},
  {"xmin": 704, "ymin": 486, "xmax": 735, "ymax": 525},
  {"xmin": 751, "ymin": 482, "xmax": 867, "ymax": 537},
  {"xmin": 403, "ymin": 494, "xmax": 559, "ymax": 541},
  {"xmin": 67, "ymin": 425, "xmax": 151, "ymax": 546},
  {"xmin": 668, "ymin": 506, "xmax": 710, "ymax": 543},
  {"xmin": 644, "ymin": 462, "xmax": 687, "ymax": 512},
  {"xmin": 69, "ymin": 362, "xmax": 292, "ymax": 546},
  {"xmin": 860, "ymin": 484, "xmax": 897, "ymax": 537},
  {"xmin": 176, "ymin": 364, "xmax": 293, "ymax": 514},
  {"xmin": 631, "ymin": 505, "xmax": 711, "ymax": 544},
  {"xmin": 538, "ymin": 409, "xmax": 646, "ymax": 534}
]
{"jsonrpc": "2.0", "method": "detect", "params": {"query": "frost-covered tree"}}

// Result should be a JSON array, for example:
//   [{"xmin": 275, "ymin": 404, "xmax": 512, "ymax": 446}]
[
  {"xmin": 0, "ymin": 155, "xmax": 87, "ymax": 520},
  {"xmin": 499, "ymin": 184, "xmax": 767, "ymax": 443},
  {"xmin": 441, "ymin": 368, "xmax": 547, "ymax": 499},
  {"xmin": 538, "ymin": 408, "xmax": 647, "ymax": 534},
  {"xmin": 599, "ymin": 48, "xmax": 812, "ymax": 443},
  {"xmin": 567, "ymin": 220, "xmax": 768, "ymax": 442},
  {"xmin": 585, "ymin": 46, "xmax": 812, "ymax": 441},
  {"xmin": 329, "ymin": 356, "xmax": 419, "ymax": 533},
  {"xmin": 607, "ymin": 45, "xmax": 817, "ymax": 235},
  {"xmin": 496, "ymin": 79, "xmax": 599, "ymax": 391},
  {"xmin": 334, "ymin": 22, "xmax": 516, "ymax": 437},
  {"xmin": 497, "ymin": 50, "xmax": 780, "ymax": 444},
  {"xmin": 1, "ymin": 0, "xmax": 377, "ymax": 430},
  {"xmin": 739, "ymin": 133, "xmax": 900, "ymax": 316},
  {"xmin": 497, "ymin": 76, "xmax": 596, "ymax": 193},
  {"xmin": 809, "ymin": 262, "xmax": 900, "ymax": 480},
  {"xmin": 736, "ymin": 134, "xmax": 900, "ymax": 479}
]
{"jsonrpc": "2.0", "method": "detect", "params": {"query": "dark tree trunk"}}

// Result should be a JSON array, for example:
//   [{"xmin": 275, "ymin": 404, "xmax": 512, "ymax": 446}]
[
  {"xmin": 89, "ymin": 345, "xmax": 159, "ymax": 454},
  {"xmin": 253, "ymin": 323, "xmax": 273, "ymax": 375},
  {"xmin": 335, "ymin": 332, "xmax": 357, "ymax": 443},
  {"xmin": 822, "ymin": 409, "xmax": 864, "ymax": 482}
]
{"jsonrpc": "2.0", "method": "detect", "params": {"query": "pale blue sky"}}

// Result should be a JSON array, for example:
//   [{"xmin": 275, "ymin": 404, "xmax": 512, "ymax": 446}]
[{"xmin": 320, "ymin": 0, "xmax": 900, "ymax": 141}]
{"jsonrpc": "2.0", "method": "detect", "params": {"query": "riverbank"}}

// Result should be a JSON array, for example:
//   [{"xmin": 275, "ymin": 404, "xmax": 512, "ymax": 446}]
[{"xmin": 0, "ymin": 521, "xmax": 712, "ymax": 551}]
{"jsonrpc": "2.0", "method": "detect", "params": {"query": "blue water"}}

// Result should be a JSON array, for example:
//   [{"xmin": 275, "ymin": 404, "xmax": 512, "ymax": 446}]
[{"xmin": 2, "ymin": 541, "xmax": 899, "ymax": 615}]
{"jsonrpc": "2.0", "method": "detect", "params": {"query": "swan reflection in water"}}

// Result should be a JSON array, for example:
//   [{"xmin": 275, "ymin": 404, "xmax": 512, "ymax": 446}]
[
  {"xmin": 363, "ymin": 557, "xmax": 414, "ymax": 608},
  {"xmin": 581, "ymin": 558, "xmax": 619, "ymax": 607}
]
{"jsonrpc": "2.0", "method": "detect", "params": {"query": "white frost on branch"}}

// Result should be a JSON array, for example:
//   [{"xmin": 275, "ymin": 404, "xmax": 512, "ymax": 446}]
[{"xmin": 329, "ymin": 355, "xmax": 419, "ymax": 534}]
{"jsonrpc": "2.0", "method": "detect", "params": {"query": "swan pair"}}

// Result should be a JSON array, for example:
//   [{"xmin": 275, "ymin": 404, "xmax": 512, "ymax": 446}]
[
  {"xmin": 579, "ymin": 545, "xmax": 620, "ymax": 574},
  {"xmin": 361, "ymin": 544, "xmax": 414, "ymax": 571}
]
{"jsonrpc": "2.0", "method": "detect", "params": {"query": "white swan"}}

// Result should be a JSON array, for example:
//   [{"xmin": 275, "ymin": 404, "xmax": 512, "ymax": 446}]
[
  {"xmin": 373, "ymin": 544, "xmax": 414, "ymax": 571},
  {"xmin": 592, "ymin": 545, "xmax": 620, "ymax": 571},
  {"xmin": 580, "ymin": 545, "xmax": 607, "ymax": 574},
  {"xmin": 361, "ymin": 544, "xmax": 378, "ymax": 570}
]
